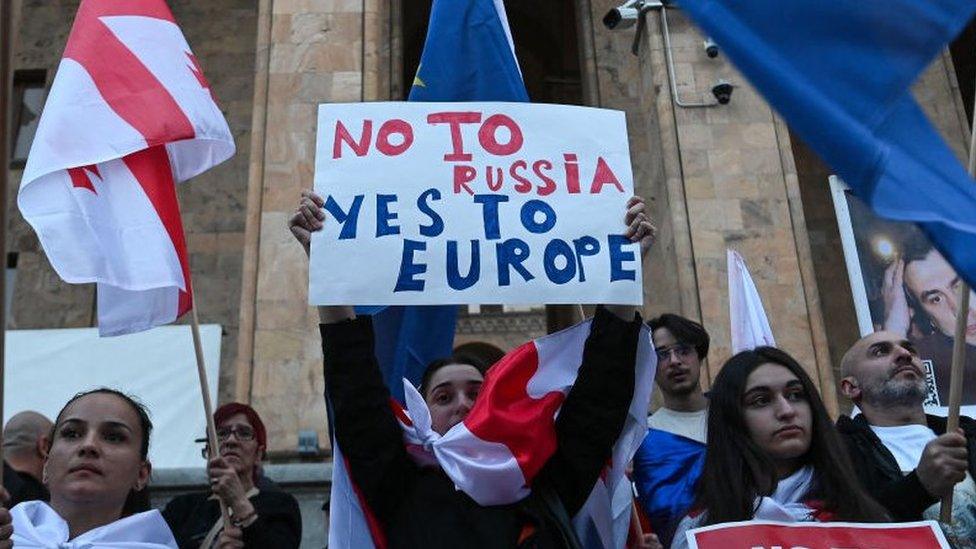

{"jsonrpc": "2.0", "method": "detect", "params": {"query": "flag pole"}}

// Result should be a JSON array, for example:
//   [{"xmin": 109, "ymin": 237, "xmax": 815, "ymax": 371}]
[
  {"xmin": 939, "ymin": 82, "xmax": 976, "ymax": 524},
  {"xmin": 189, "ymin": 299, "xmax": 231, "ymax": 527},
  {"xmin": 0, "ymin": 0, "xmax": 15, "ymax": 490}
]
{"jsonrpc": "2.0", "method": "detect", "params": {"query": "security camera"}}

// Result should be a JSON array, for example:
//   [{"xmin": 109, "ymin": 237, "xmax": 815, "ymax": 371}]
[
  {"xmin": 711, "ymin": 80, "xmax": 734, "ymax": 104},
  {"xmin": 703, "ymin": 38, "xmax": 719, "ymax": 58},
  {"xmin": 603, "ymin": 0, "xmax": 643, "ymax": 30}
]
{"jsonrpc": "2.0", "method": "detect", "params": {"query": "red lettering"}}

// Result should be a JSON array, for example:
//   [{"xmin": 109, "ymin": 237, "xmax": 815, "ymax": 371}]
[
  {"xmin": 453, "ymin": 165, "xmax": 477, "ymax": 195},
  {"xmin": 428, "ymin": 111, "xmax": 482, "ymax": 162},
  {"xmin": 486, "ymin": 166, "xmax": 504, "ymax": 192},
  {"xmin": 590, "ymin": 157, "xmax": 625, "ymax": 193},
  {"xmin": 333, "ymin": 119, "xmax": 372, "ymax": 159},
  {"xmin": 376, "ymin": 119, "xmax": 414, "ymax": 156},
  {"xmin": 563, "ymin": 153, "xmax": 580, "ymax": 193},
  {"xmin": 533, "ymin": 160, "xmax": 556, "ymax": 196},
  {"xmin": 478, "ymin": 114, "xmax": 523, "ymax": 156},
  {"xmin": 510, "ymin": 160, "xmax": 532, "ymax": 193}
]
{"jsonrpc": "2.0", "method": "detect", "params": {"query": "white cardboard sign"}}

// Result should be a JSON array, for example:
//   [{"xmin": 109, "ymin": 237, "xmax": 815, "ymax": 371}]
[{"xmin": 310, "ymin": 101, "xmax": 641, "ymax": 306}]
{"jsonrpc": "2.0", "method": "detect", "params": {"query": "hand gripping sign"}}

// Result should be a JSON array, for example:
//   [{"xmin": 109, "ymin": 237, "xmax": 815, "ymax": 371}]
[
  {"xmin": 310, "ymin": 102, "xmax": 641, "ymax": 306},
  {"xmin": 687, "ymin": 520, "xmax": 950, "ymax": 549}
]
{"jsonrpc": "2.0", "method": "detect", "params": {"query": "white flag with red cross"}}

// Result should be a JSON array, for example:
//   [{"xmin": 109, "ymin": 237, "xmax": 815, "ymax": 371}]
[{"xmin": 18, "ymin": 0, "xmax": 234, "ymax": 336}]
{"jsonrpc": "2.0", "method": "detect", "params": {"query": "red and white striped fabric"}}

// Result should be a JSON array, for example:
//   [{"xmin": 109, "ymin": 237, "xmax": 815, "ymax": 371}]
[
  {"xmin": 329, "ymin": 318, "xmax": 656, "ymax": 548},
  {"xmin": 18, "ymin": 0, "xmax": 234, "ymax": 336}
]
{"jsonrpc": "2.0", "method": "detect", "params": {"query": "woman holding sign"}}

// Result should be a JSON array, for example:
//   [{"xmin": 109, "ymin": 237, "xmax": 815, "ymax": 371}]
[
  {"xmin": 671, "ymin": 347, "xmax": 888, "ymax": 549},
  {"xmin": 291, "ymin": 191, "xmax": 656, "ymax": 548}
]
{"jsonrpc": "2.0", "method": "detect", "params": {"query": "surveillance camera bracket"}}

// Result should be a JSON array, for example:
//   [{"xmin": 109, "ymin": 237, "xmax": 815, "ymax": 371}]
[{"xmin": 630, "ymin": 1, "xmax": 728, "ymax": 108}]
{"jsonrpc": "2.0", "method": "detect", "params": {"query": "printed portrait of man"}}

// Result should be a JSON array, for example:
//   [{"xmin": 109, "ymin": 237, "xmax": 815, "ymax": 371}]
[{"xmin": 879, "ymin": 231, "xmax": 976, "ymax": 405}]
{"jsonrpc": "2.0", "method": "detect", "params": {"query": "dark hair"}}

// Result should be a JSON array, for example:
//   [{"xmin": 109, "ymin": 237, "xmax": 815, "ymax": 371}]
[
  {"xmin": 419, "ymin": 354, "xmax": 489, "ymax": 397},
  {"xmin": 695, "ymin": 347, "xmax": 887, "ymax": 525},
  {"xmin": 901, "ymin": 230, "xmax": 934, "ymax": 264},
  {"xmin": 900, "ymin": 231, "xmax": 937, "ymax": 335},
  {"xmin": 648, "ymin": 313, "xmax": 710, "ymax": 359},
  {"xmin": 50, "ymin": 388, "xmax": 153, "ymax": 460}
]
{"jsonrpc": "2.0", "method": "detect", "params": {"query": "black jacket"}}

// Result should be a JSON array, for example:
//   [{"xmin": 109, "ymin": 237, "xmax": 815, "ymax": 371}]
[
  {"xmin": 162, "ymin": 489, "xmax": 302, "ymax": 548},
  {"xmin": 3, "ymin": 462, "xmax": 48, "ymax": 507},
  {"xmin": 321, "ymin": 306, "xmax": 643, "ymax": 548},
  {"xmin": 836, "ymin": 413, "xmax": 976, "ymax": 521}
]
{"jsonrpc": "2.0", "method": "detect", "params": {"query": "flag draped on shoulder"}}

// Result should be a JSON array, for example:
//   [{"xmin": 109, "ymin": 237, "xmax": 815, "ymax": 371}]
[
  {"xmin": 18, "ymin": 0, "xmax": 234, "ymax": 336},
  {"xmin": 728, "ymin": 249, "xmax": 775, "ymax": 354},
  {"xmin": 399, "ymin": 318, "xmax": 655, "ymax": 508},
  {"xmin": 678, "ymin": 0, "xmax": 976, "ymax": 287}
]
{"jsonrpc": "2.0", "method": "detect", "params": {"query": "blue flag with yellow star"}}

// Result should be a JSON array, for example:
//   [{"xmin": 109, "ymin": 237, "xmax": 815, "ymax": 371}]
[{"xmin": 361, "ymin": 0, "xmax": 528, "ymax": 402}]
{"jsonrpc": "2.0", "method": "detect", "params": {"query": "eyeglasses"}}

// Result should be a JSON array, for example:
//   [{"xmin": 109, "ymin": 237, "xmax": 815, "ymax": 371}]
[
  {"xmin": 656, "ymin": 344, "xmax": 694, "ymax": 363},
  {"xmin": 216, "ymin": 426, "xmax": 255, "ymax": 442}
]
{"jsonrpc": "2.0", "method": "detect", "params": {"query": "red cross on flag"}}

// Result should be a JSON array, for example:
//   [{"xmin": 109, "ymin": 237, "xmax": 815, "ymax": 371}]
[{"xmin": 18, "ymin": 0, "xmax": 234, "ymax": 336}]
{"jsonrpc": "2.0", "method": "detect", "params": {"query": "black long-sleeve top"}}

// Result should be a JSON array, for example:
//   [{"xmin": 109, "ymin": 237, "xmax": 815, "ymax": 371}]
[
  {"xmin": 162, "ymin": 489, "xmax": 302, "ymax": 549},
  {"xmin": 321, "ymin": 306, "xmax": 642, "ymax": 548}
]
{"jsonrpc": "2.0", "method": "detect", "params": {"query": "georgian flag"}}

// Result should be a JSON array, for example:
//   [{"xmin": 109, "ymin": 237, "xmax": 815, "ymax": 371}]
[
  {"xmin": 330, "ymin": 318, "xmax": 657, "ymax": 548},
  {"xmin": 18, "ymin": 0, "xmax": 234, "ymax": 336},
  {"xmin": 728, "ymin": 249, "xmax": 776, "ymax": 353}
]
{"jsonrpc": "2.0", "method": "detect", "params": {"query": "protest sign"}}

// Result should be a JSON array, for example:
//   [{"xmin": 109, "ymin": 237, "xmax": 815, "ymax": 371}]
[
  {"xmin": 687, "ymin": 520, "xmax": 949, "ymax": 549},
  {"xmin": 309, "ymin": 102, "xmax": 640, "ymax": 306}
]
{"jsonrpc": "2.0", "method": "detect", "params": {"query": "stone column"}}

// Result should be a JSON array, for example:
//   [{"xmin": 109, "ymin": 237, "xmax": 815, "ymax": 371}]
[{"xmin": 238, "ymin": 1, "xmax": 388, "ymax": 454}]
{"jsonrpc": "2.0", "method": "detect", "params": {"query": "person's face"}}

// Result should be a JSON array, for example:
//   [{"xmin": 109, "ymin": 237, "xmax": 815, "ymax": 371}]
[
  {"xmin": 741, "ymin": 363, "xmax": 812, "ymax": 470},
  {"xmin": 216, "ymin": 413, "xmax": 263, "ymax": 480},
  {"xmin": 43, "ymin": 393, "xmax": 149, "ymax": 508},
  {"xmin": 904, "ymin": 250, "xmax": 976, "ymax": 345},
  {"xmin": 425, "ymin": 364, "xmax": 483, "ymax": 436},
  {"xmin": 842, "ymin": 331, "xmax": 926, "ymax": 407},
  {"xmin": 653, "ymin": 327, "xmax": 703, "ymax": 397}
]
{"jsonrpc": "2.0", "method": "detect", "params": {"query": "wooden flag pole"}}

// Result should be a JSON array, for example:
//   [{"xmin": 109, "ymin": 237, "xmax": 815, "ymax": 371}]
[
  {"xmin": 939, "ymin": 82, "xmax": 976, "ymax": 524},
  {"xmin": 189, "ymin": 300, "xmax": 231, "ymax": 527},
  {"xmin": 0, "ymin": 0, "xmax": 15, "ymax": 490}
]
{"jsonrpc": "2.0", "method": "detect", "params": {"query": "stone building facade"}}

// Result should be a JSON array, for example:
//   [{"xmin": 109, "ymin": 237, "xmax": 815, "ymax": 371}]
[{"xmin": 9, "ymin": 1, "xmax": 975, "ymax": 461}]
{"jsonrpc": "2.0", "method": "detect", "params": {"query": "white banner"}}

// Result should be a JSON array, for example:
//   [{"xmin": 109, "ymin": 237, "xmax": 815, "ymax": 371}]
[
  {"xmin": 5, "ymin": 325, "xmax": 221, "ymax": 469},
  {"xmin": 310, "ymin": 102, "xmax": 641, "ymax": 306}
]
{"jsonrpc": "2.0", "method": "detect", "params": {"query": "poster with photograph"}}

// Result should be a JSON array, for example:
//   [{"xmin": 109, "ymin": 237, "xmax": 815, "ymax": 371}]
[{"xmin": 830, "ymin": 176, "xmax": 976, "ymax": 417}]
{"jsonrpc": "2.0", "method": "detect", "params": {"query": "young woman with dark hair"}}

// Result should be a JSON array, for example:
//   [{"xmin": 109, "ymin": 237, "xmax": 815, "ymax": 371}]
[
  {"xmin": 291, "ymin": 191, "xmax": 657, "ymax": 548},
  {"xmin": 7, "ymin": 388, "xmax": 177, "ymax": 547},
  {"xmin": 671, "ymin": 347, "xmax": 888, "ymax": 549}
]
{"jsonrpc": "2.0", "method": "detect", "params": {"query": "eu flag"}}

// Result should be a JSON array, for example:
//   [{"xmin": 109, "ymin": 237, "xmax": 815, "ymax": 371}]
[
  {"xmin": 679, "ymin": 1, "xmax": 976, "ymax": 287},
  {"xmin": 361, "ymin": 0, "xmax": 528, "ymax": 401}
]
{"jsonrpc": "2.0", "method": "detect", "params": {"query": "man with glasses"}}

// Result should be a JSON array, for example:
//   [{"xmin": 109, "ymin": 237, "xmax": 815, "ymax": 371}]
[
  {"xmin": 631, "ymin": 314, "xmax": 711, "ymax": 547},
  {"xmin": 163, "ymin": 402, "xmax": 303, "ymax": 548}
]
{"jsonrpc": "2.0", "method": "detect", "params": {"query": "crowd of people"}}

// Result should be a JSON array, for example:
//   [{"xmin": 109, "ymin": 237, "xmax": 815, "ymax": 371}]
[{"xmin": 0, "ymin": 191, "xmax": 969, "ymax": 548}]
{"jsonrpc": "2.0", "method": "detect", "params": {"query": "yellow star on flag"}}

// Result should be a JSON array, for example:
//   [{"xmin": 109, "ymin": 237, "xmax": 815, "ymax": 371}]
[{"xmin": 413, "ymin": 64, "xmax": 426, "ymax": 88}]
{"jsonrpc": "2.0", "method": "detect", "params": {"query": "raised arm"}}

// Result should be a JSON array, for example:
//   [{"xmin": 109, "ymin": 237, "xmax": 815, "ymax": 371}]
[
  {"xmin": 536, "ymin": 196, "xmax": 655, "ymax": 515},
  {"xmin": 289, "ymin": 191, "xmax": 413, "ymax": 526}
]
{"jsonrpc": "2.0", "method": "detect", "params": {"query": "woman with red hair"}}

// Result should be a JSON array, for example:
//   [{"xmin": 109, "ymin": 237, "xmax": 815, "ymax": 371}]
[{"xmin": 162, "ymin": 403, "xmax": 301, "ymax": 548}]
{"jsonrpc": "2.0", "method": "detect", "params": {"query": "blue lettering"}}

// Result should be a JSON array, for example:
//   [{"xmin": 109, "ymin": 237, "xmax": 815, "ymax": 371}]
[
  {"xmin": 417, "ymin": 189, "xmax": 444, "ymax": 237},
  {"xmin": 473, "ymin": 194, "xmax": 509, "ymax": 240},
  {"xmin": 323, "ymin": 195, "xmax": 364, "ymax": 240},
  {"xmin": 376, "ymin": 194, "xmax": 400, "ymax": 237},
  {"xmin": 608, "ymin": 234, "xmax": 636, "ymax": 282},
  {"xmin": 543, "ymin": 239, "xmax": 576, "ymax": 285},
  {"xmin": 520, "ymin": 200, "xmax": 557, "ymax": 234},
  {"xmin": 496, "ymin": 239, "xmax": 534, "ymax": 287},
  {"xmin": 394, "ymin": 239, "xmax": 426, "ymax": 292},
  {"xmin": 447, "ymin": 240, "xmax": 481, "ymax": 290},
  {"xmin": 572, "ymin": 236, "xmax": 600, "ymax": 282}
]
